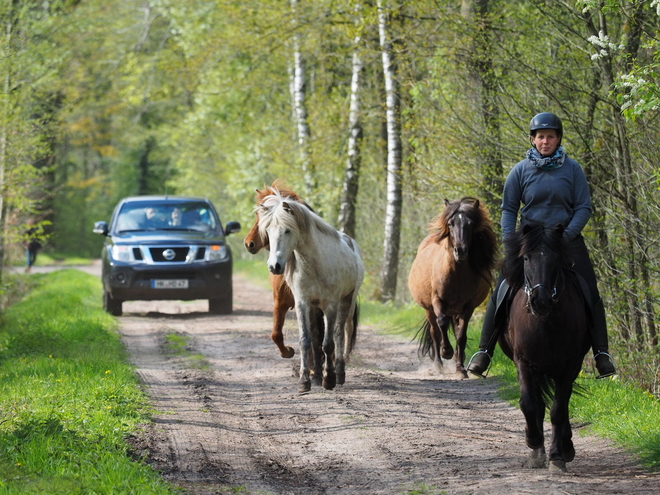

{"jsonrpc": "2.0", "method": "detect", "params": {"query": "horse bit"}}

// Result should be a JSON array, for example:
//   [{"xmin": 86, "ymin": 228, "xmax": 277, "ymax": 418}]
[{"xmin": 523, "ymin": 268, "xmax": 564, "ymax": 311}]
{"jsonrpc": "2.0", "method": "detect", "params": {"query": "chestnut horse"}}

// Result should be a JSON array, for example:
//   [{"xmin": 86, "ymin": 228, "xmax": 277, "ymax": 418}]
[
  {"xmin": 244, "ymin": 181, "xmax": 321, "ymax": 360},
  {"xmin": 257, "ymin": 189, "xmax": 363, "ymax": 393},
  {"xmin": 408, "ymin": 197, "xmax": 497, "ymax": 378},
  {"xmin": 499, "ymin": 223, "xmax": 590, "ymax": 473}
]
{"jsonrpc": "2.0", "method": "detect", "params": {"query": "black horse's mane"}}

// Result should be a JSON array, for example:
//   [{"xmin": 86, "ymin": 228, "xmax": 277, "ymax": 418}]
[
  {"xmin": 502, "ymin": 223, "xmax": 574, "ymax": 293},
  {"xmin": 429, "ymin": 196, "xmax": 498, "ymax": 286}
]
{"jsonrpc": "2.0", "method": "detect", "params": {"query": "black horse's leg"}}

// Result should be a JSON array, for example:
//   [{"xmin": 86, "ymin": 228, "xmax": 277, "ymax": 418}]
[
  {"xmin": 518, "ymin": 364, "xmax": 546, "ymax": 468},
  {"xmin": 548, "ymin": 380, "xmax": 574, "ymax": 472},
  {"xmin": 453, "ymin": 313, "xmax": 473, "ymax": 379}
]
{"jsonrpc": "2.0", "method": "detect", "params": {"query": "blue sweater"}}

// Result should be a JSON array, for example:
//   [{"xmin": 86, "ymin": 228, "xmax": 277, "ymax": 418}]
[{"xmin": 500, "ymin": 154, "xmax": 592, "ymax": 242}]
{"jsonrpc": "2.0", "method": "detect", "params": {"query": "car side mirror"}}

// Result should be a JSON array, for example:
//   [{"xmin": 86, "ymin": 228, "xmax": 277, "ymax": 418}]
[
  {"xmin": 224, "ymin": 221, "xmax": 241, "ymax": 235},
  {"xmin": 93, "ymin": 221, "xmax": 109, "ymax": 236}
]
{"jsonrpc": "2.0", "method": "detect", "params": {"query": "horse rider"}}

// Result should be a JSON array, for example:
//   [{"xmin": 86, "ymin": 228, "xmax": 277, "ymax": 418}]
[{"xmin": 466, "ymin": 112, "xmax": 617, "ymax": 380}]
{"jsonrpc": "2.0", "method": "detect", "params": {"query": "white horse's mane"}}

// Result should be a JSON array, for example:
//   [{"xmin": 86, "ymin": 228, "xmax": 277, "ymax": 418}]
[{"xmin": 257, "ymin": 190, "xmax": 340, "ymax": 242}]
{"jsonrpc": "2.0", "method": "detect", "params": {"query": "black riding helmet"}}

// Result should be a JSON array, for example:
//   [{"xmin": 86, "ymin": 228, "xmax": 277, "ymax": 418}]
[
  {"xmin": 529, "ymin": 112, "xmax": 563, "ymax": 147},
  {"xmin": 529, "ymin": 112, "xmax": 563, "ymax": 135}
]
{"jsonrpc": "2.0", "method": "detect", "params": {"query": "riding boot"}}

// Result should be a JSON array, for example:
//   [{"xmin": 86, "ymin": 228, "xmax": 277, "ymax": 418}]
[
  {"xmin": 467, "ymin": 294, "xmax": 499, "ymax": 378},
  {"xmin": 591, "ymin": 297, "xmax": 616, "ymax": 378}
]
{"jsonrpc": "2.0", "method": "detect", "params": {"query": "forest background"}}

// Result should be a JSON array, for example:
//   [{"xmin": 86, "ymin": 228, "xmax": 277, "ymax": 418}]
[{"xmin": 2, "ymin": 0, "xmax": 660, "ymax": 395}]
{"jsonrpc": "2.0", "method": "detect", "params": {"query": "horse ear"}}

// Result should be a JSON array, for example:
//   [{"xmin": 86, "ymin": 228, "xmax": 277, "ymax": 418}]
[
  {"xmin": 474, "ymin": 199, "xmax": 480, "ymax": 209},
  {"xmin": 444, "ymin": 199, "xmax": 449, "ymax": 206},
  {"xmin": 282, "ymin": 201, "xmax": 293, "ymax": 213}
]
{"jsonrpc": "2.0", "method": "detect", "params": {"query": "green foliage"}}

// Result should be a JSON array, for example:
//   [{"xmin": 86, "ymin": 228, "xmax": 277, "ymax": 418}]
[{"xmin": 0, "ymin": 270, "xmax": 175, "ymax": 493}]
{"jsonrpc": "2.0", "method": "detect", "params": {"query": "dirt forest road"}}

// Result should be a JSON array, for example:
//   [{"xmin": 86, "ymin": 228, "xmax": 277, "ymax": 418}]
[{"xmin": 114, "ymin": 274, "xmax": 657, "ymax": 495}]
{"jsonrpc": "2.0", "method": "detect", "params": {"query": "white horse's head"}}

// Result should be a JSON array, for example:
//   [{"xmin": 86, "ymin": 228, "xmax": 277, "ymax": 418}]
[{"xmin": 256, "ymin": 192, "xmax": 307, "ymax": 275}]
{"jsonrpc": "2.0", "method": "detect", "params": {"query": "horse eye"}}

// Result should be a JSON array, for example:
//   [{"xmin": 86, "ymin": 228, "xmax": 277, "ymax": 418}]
[
  {"xmin": 523, "ymin": 256, "xmax": 529, "ymax": 263},
  {"xmin": 285, "ymin": 229, "xmax": 291, "ymax": 234}
]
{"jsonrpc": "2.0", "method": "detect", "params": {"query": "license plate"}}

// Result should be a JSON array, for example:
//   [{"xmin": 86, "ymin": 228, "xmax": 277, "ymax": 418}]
[{"xmin": 151, "ymin": 279, "xmax": 189, "ymax": 289}]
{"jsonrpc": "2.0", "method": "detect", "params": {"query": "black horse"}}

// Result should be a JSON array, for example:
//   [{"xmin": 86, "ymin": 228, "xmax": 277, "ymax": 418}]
[{"xmin": 498, "ymin": 223, "xmax": 591, "ymax": 473}]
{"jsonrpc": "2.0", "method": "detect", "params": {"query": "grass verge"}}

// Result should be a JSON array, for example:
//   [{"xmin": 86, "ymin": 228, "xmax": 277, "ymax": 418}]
[{"xmin": 0, "ymin": 269, "xmax": 176, "ymax": 494}]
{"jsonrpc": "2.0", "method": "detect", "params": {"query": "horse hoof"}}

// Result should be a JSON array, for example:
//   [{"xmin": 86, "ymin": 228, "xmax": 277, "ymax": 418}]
[
  {"xmin": 323, "ymin": 374, "xmax": 336, "ymax": 390},
  {"xmin": 311, "ymin": 373, "xmax": 323, "ymax": 386},
  {"xmin": 281, "ymin": 347, "xmax": 295, "ymax": 359},
  {"xmin": 455, "ymin": 369, "xmax": 469, "ymax": 380},
  {"xmin": 549, "ymin": 460, "xmax": 567, "ymax": 473},
  {"xmin": 337, "ymin": 373, "xmax": 346, "ymax": 385},
  {"xmin": 299, "ymin": 381, "xmax": 311, "ymax": 394}
]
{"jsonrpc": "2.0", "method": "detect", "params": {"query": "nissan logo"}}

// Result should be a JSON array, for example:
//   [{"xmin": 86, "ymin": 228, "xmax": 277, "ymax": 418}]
[{"xmin": 163, "ymin": 249, "xmax": 176, "ymax": 261}]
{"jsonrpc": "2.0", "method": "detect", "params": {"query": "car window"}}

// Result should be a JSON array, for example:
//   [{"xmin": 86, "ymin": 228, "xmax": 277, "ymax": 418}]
[{"xmin": 115, "ymin": 201, "xmax": 219, "ymax": 232}]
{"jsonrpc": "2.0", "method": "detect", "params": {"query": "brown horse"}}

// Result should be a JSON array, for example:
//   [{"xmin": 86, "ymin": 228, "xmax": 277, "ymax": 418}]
[
  {"xmin": 408, "ymin": 197, "xmax": 497, "ymax": 378},
  {"xmin": 498, "ymin": 223, "xmax": 591, "ymax": 472},
  {"xmin": 244, "ymin": 181, "xmax": 324, "ymax": 373}
]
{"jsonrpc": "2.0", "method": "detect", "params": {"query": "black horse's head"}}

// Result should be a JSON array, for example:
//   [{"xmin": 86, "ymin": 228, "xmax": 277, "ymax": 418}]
[{"xmin": 502, "ymin": 223, "xmax": 569, "ymax": 318}]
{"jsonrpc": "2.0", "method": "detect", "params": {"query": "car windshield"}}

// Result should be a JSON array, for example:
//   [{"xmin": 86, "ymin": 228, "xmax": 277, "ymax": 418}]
[{"xmin": 115, "ymin": 201, "xmax": 219, "ymax": 233}]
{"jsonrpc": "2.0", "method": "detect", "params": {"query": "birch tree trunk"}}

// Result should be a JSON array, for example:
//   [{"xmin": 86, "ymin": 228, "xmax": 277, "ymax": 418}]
[
  {"xmin": 337, "ymin": 4, "xmax": 364, "ymax": 238},
  {"xmin": 290, "ymin": 0, "xmax": 315, "ymax": 196},
  {"xmin": 377, "ymin": 1, "xmax": 403, "ymax": 303}
]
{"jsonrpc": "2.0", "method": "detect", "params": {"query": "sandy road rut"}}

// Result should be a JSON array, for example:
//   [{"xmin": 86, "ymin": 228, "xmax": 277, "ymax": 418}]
[{"xmin": 120, "ymin": 275, "xmax": 657, "ymax": 495}]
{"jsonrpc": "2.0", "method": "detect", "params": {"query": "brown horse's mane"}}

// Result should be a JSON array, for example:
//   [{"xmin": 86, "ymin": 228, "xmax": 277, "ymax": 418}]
[
  {"xmin": 429, "ymin": 196, "xmax": 498, "ymax": 286},
  {"xmin": 255, "ymin": 179, "xmax": 301, "ymax": 204},
  {"xmin": 502, "ymin": 223, "xmax": 572, "ymax": 293}
]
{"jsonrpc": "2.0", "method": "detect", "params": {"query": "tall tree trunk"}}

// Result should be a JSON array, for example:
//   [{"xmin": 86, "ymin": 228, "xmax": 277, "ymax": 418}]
[
  {"xmin": 338, "ymin": 3, "xmax": 364, "ymax": 238},
  {"xmin": 377, "ymin": 0, "xmax": 403, "ymax": 303},
  {"xmin": 461, "ymin": 0, "xmax": 503, "ymax": 223},
  {"xmin": 0, "ymin": 0, "xmax": 19, "ymax": 285},
  {"xmin": 290, "ymin": 0, "xmax": 315, "ymax": 196}
]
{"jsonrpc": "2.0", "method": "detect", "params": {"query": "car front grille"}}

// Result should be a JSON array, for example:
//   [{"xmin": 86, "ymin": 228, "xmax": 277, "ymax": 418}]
[{"xmin": 149, "ymin": 247, "xmax": 190, "ymax": 262}]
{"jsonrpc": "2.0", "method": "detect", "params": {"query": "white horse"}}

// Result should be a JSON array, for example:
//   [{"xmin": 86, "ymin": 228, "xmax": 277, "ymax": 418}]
[{"xmin": 257, "ymin": 190, "xmax": 364, "ymax": 393}]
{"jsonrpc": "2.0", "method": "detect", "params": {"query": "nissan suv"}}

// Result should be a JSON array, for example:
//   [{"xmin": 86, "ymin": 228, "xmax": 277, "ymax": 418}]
[{"xmin": 93, "ymin": 196, "xmax": 240, "ymax": 316}]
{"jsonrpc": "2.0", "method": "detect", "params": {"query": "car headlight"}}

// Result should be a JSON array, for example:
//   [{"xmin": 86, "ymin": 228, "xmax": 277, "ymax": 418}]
[
  {"xmin": 206, "ymin": 245, "xmax": 228, "ymax": 261},
  {"xmin": 111, "ymin": 245, "xmax": 135, "ymax": 262}
]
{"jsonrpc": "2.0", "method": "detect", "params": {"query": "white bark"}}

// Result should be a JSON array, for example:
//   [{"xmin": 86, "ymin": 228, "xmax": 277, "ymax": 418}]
[
  {"xmin": 290, "ymin": 0, "xmax": 315, "ymax": 196},
  {"xmin": 338, "ymin": 4, "xmax": 364, "ymax": 238},
  {"xmin": 377, "ymin": 1, "xmax": 403, "ymax": 303}
]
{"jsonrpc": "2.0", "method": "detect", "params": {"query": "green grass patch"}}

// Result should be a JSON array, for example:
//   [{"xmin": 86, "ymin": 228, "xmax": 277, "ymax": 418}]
[
  {"xmin": 0, "ymin": 269, "xmax": 175, "ymax": 494},
  {"xmin": 163, "ymin": 332, "xmax": 210, "ymax": 370}
]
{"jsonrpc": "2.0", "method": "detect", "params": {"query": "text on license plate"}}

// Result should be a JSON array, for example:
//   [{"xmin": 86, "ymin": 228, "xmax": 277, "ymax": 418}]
[{"xmin": 151, "ymin": 279, "xmax": 189, "ymax": 289}]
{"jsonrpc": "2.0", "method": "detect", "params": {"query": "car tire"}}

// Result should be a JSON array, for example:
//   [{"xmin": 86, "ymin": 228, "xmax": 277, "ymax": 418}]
[
  {"xmin": 209, "ymin": 294, "xmax": 232, "ymax": 314},
  {"xmin": 103, "ymin": 290, "xmax": 123, "ymax": 316}
]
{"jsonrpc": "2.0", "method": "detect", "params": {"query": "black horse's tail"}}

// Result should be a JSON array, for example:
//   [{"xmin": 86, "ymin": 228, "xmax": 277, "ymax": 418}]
[{"xmin": 414, "ymin": 318, "xmax": 435, "ymax": 360}]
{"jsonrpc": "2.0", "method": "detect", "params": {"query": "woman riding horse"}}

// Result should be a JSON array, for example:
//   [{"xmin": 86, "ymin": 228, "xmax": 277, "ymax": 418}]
[{"xmin": 467, "ymin": 112, "xmax": 616, "ymax": 379}]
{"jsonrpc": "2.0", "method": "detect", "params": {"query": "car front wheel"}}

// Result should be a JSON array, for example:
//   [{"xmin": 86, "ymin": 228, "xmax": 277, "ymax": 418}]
[
  {"xmin": 209, "ymin": 295, "xmax": 232, "ymax": 314},
  {"xmin": 103, "ymin": 290, "xmax": 123, "ymax": 316}
]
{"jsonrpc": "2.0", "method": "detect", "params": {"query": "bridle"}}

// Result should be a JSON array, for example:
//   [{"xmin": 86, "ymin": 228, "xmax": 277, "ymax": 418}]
[{"xmin": 523, "ymin": 263, "xmax": 564, "ymax": 312}]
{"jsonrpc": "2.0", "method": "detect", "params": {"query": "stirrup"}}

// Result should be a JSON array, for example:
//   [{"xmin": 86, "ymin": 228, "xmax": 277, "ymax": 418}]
[
  {"xmin": 467, "ymin": 350, "xmax": 491, "ymax": 378},
  {"xmin": 593, "ymin": 351, "xmax": 616, "ymax": 379}
]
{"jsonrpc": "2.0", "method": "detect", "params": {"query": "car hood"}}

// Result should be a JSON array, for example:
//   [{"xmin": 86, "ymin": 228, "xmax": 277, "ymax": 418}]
[{"xmin": 110, "ymin": 230, "xmax": 226, "ymax": 245}]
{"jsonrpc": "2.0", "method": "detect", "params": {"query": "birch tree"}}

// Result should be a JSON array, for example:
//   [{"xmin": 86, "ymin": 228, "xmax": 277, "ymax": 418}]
[
  {"xmin": 290, "ymin": 0, "xmax": 315, "ymax": 196},
  {"xmin": 377, "ymin": 0, "xmax": 403, "ymax": 303},
  {"xmin": 338, "ymin": 3, "xmax": 364, "ymax": 238}
]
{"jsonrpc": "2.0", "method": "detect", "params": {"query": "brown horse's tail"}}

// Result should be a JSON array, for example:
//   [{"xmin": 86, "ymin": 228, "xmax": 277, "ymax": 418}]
[
  {"xmin": 345, "ymin": 299, "xmax": 360, "ymax": 356},
  {"xmin": 414, "ymin": 319, "xmax": 435, "ymax": 359}
]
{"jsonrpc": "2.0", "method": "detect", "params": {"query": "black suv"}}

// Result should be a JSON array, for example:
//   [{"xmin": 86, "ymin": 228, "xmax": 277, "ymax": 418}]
[{"xmin": 93, "ymin": 196, "xmax": 240, "ymax": 316}]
